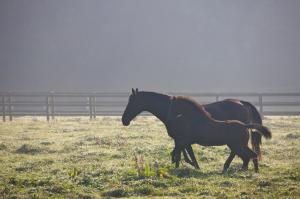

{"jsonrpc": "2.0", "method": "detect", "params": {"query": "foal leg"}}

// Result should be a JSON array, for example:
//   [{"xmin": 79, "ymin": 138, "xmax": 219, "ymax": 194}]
[{"xmin": 222, "ymin": 151, "xmax": 235, "ymax": 173}]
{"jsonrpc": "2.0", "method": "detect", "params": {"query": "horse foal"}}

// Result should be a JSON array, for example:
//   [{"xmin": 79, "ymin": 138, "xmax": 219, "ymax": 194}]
[{"xmin": 167, "ymin": 97, "xmax": 271, "ymax": 173}]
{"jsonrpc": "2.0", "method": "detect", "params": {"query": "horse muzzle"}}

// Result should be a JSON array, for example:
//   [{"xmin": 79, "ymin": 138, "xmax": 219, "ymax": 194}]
[{"xmin": 122, "ymin": 118, "xmax": 130, "ymax": 126}]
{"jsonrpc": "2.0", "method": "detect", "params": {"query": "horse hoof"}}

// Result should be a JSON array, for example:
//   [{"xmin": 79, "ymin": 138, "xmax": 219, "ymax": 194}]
[
  {"xmin": 171, "ymin": 156, "xmax": 175, "ymax": 163},
  {"xmin": 222, "ymin": 170, "xmax": 228, "ymax": 174}
]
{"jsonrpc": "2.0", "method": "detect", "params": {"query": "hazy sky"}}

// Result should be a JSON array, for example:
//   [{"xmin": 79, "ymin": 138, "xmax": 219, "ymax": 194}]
[{"xmin": 0, "ymin": 0, "xmax": 300, "ymax": 92}]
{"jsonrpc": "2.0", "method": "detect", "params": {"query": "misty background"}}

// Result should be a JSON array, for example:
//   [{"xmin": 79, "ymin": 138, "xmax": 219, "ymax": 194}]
[{"xmin": 0, "ymin": 0, "xmax": 300, "ymax": 93}]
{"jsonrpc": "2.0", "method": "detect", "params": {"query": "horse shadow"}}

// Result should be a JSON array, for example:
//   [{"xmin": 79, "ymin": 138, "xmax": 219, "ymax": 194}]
[{"xmin": 169, "ymin": 164, "xmax": 250, "ymax": 179}]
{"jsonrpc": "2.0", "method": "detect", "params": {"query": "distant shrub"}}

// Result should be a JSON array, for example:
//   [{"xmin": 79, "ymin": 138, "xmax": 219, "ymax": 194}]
[
  {"xmin": 258, "ymin": 180, "xmax": 271, "ymax": 187},
  {"xmin": 15, "ymin": 144, "xmax": 42, "ymax": 154},
  {"xmin": 40, "ymin": 141, "xmax": 53, "ymax": 145},
  {"xmin": 285, "ymin": 133, "xmax": 300, "ymax": 139},
  {"xmin": 79, "ymin": 175, "xmax": 93, "ymax": 186},
  {"xmin": 103, "ymin": 187, "xmax": 129, "ymax": 198},
  {"xmin": 134, "ymin": 184, "xmax": 155, "ymax": 195},
  {"xmin": 0, "ymin": 143, "xmax": 7, "ymax": 150}
]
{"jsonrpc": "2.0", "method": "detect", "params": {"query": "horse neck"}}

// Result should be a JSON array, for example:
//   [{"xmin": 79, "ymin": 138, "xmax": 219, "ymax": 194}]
[{"xmin": 140, "ymin": 92, "xmax": 170, "ymax": 124}]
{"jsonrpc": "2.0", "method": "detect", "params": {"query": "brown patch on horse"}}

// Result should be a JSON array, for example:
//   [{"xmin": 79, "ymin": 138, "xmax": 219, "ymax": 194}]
[{"xmin": 224, "ymin": 99, "xmax": 244, "ymax": 106}]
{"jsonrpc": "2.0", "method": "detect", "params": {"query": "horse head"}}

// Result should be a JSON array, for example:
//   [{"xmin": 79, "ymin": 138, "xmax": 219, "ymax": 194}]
[{"xmin": 122, "ymin": 88, "xmax": 142, "ymax": 126}]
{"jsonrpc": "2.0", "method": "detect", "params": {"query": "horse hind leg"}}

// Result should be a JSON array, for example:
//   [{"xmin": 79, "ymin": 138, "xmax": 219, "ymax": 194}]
[
  {"xmin": 241, "ymin": 147, "xmax": 259, "ymax": 172},
  {"xmin": 229, "ymin": 144, "xmax": 250, "ymax": 171},
  {"xmin": 245, "ymin": 147, "xmax": 259, "ymax": 172},
  {"xmin": 241, "ymin": 157, "xmax": 250, "ymax": 171}
]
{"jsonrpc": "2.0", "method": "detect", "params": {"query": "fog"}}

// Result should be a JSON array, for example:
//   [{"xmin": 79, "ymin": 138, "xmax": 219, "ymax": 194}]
[{"xmin": 1, "ymin": 0, "xmax": 300, "ymax": 92}]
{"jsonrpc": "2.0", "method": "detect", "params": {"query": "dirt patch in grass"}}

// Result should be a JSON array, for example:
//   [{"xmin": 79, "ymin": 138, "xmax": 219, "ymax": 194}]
[{"xmin": 285, "ymin": 133, "xmax": 300, "ymax": 139}]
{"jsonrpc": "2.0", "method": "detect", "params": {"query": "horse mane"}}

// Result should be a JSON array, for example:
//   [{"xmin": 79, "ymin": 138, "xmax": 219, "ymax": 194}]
[
  {"xmin": 174, "ymin": 96, "xmax": 214, "ymax": 120},
  {"xmin": 138, "ymin": 91, "xmax": 171, "ymax": 100}
]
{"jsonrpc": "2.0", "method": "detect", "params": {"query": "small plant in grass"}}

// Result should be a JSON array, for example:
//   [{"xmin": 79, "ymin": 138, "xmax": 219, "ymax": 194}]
[
  {"xmin": 68, "ymin": 167, "xmax": 81, "ymax": 180},
  {"xmin": 134, "ymin": 154, "xmax": 155, "ymax": 178},
  {"xmin": 133, "ymin": 154, "xmax": 170, "ymax": 178}
]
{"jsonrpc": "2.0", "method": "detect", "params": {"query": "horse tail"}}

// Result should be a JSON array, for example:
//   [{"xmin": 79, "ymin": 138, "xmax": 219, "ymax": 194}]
[
  {"xmin": 251, "ymin": 131, "xmax": 262, "ymax": 160},
  {"xmin": 240, "ymin": 100, "xmax": 263, "ymax": 160},
  {"xmin": 245, "ymin": 124, "xmax": 272, "ymax": 140}
]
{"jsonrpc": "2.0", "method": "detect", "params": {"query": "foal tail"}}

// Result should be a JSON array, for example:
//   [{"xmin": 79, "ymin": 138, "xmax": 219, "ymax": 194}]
[{"xmin": 245, "ymin": 124, "xmax": 272, "ymax": 140}]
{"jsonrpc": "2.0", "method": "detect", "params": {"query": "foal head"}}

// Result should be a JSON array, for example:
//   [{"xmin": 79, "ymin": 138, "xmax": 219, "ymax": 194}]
[{"xmin": 122, "ymin": 88, "xmax": 143, "ymax": 126}]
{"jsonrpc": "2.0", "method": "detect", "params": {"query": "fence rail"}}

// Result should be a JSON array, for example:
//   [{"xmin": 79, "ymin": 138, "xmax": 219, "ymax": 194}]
[{"xmin": 1, "ymin": 92, "xmax": 300, "ymax": 121}]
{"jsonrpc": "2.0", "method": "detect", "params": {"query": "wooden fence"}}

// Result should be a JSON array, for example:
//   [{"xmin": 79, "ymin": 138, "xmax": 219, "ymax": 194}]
[{"xmin": 1, "ymin": 92, "xmax": 300, "ymax": 121}]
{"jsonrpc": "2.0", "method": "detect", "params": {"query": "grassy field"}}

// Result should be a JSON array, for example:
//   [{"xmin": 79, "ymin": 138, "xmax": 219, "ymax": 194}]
[{"xmin": 0, "ymin": 116, "xmax": 299, "ymax": 198}]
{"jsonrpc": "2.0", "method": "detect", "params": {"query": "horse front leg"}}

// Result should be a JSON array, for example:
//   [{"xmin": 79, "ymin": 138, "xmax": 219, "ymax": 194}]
[
  {"xmin": 173, "ymin": 141, "xmax": 181, "ymax": 168},
  {"xmin": 171, "ymin": 147, "xmax": 196, "ymax": 168},
  {"xmin": 182, "ymin": 148, "xmax": 194, "ymax": 166},
  {"xmin": 173, "ymin": 139, "xmax": 190, "ymax": 168},
  {"xmin": 186, "ymin": 145, "xmax": 200, "ymax": 169},
  {"xmin": 170, "ymin": 148, "xmax": 177, "ymax": 163}
]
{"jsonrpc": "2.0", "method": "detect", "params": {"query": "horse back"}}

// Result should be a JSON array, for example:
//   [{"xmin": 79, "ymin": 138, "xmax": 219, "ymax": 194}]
[{"xmin": 203, "ymin": 99, "xmax": 250, "ymax": 123}]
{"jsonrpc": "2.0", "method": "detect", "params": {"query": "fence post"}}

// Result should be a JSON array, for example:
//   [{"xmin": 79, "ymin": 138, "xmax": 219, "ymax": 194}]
[
  {"xmin": 50, "ymin": 92, "xmax": 55, "ymax": 120},
  {"xmin": 89, "ymin": 96, "xmax": 93, "ymax": 120},
  {"xmin": 2, "ymin": 95, "xmax": 5, "ymax": 122},
  {"xmin": 258, "ymin": 94, "xmax": 263, "ymax": 117},
  {"xmin": 93, "ymin": 96, "xmax": 96, "ymax": 119},
  {"xmin": 46, "ymin": 95, "xmax": 50, "ymax": 121},
  {"xmin": 8, "ymin": 93, "xmax": 12, "ymax": 121}
]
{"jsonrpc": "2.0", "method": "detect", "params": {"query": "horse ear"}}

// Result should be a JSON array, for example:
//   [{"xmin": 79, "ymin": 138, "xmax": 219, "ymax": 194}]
[
  {"xmin": 136, "ymin": 88, "xmax": 138, "ymax": 93},
  {"xmin": 132, "ymin": 88, "xmax": 136, "ymax": 95}
]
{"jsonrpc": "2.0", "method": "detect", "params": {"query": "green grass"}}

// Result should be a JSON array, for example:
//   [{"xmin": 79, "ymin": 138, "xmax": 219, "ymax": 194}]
[{"xmin": 0, "ymin": 116, "xmax": 299, "ymax": 198}]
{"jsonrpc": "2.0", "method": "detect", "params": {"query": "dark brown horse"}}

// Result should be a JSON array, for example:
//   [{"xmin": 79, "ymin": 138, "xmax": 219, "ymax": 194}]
[
  {"xmin": 122, "ymin": 89, "xmax": 267, "ymax": 170},
  {"xmin": 167, "ymin": 96, "xmax": 272, "ymax": 172}
]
